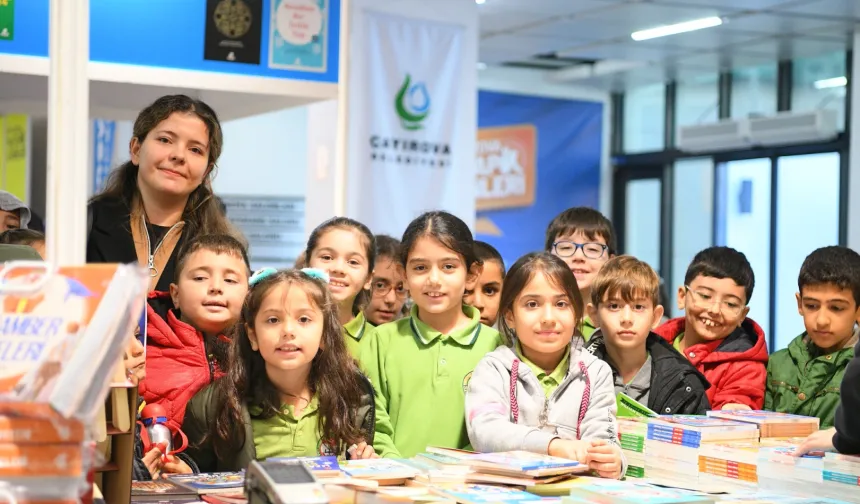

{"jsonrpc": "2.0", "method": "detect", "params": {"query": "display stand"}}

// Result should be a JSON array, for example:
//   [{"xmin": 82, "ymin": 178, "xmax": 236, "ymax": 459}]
[{"xmin": 96, "ymin": 383, "xmax": 136, "ymax": 504}]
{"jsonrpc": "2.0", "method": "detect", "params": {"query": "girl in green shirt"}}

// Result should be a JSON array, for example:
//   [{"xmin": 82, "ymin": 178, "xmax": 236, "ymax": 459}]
[
  {"xmin": 305, "ymin": 217, "xmax": 376, "ymax": 359},
  {"xmin": 182, "ymin": 268, "xmax": 377, "ymax": 472}
]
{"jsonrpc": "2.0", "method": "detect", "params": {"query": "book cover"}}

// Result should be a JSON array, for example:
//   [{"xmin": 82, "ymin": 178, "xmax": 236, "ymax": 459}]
[
  {"xmin": 617, "ymin": 392, "xmax": 657, "ymax": 418},
  {"xmin": 268, "ymin": 455, "xmax": 340, "ymax": 474},
  {"xmin": 467, "ymin": 451, "xmax": 580, "ymax": 471},
  {"xmin": 168, "ymin": 472, "xmax": 245, "ymax": 493},
  {"xmin": 341, "ymin": 458, "xmax": 419, "ymax": 479},
  {"xmin": 706, "ymin": 410, "xmax": 820, "ymax": 425},
  {"xmin": 131, "ymin": 480, "xmax": 199, "ymax": 500},
  {"xmin": 431, "ymin": 484, "xmax": 544, "ymax": 503}
]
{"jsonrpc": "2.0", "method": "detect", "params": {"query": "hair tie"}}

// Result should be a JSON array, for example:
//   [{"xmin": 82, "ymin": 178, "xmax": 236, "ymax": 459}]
[
  {"xmin": 250, "ymin": 267, "xmax": 278, "ymax": 287},
  {"xmin": 301, "ymin": 268, "xmax": 330, "ymax": 284}
]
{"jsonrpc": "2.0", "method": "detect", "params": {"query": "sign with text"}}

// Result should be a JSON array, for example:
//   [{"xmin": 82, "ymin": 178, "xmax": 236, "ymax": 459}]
[
  {"xmin": 269, "ymin": 0, "xmax": 327, "ymax": 72},
  {"xmin": 476, "ymin": 124, "xmax": 537, "ymax": 212},
  {"xmin": 219, "ymin": 195, "xmax": 305, "ymax": 270}
]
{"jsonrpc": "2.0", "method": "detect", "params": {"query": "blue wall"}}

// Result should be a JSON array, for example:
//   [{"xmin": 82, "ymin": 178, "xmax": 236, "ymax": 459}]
[
  {"xmin": 476, "ymin": 91, "xmax": 603, "ymax": 269},
  {"xmin": 0, "ymin": 0, "xmax": 339, "ymax": 83}
]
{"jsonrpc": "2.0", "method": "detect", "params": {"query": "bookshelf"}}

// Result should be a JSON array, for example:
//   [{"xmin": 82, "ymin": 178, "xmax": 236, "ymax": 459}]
[{"xmin": 96, "ymin": 384, "xmax": 137, "ymax": 504}]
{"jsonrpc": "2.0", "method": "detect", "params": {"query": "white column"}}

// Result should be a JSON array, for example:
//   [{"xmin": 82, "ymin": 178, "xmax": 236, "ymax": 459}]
[
  {"xmin": 849, "ymin": 32, "xmax": 860, "ymax": 250},
  {"xmin": 46, "ymin": 0, "xmax": 89, "ymax": 264}
]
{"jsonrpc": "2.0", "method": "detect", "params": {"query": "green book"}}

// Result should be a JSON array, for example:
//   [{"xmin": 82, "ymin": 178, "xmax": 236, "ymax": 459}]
[{"xmin": 616, "ymin": 392, "xmax": 658, "ymax": 418}]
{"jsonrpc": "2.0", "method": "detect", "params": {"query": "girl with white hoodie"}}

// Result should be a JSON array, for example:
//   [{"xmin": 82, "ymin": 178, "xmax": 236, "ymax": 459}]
[{"xmin": 465, "ymin": 252, "xmax": 624, "ymax": 479}]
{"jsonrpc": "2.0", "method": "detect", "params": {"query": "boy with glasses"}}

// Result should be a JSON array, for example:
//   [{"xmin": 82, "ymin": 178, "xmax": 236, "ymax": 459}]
[
  {"xmin": 545, "ymin": 207, "xmax": 616, "ymax": 341},
  {"xmin": 655, "ymin": 247, "xmax": 768, "ymax": 410},
  {"xmin": 364, "ymin": 235, "xmax": 409, "ymax": 326},
  {"xmin": 766, "ymin": 246, "xmax": 860, "ymax": 429}
]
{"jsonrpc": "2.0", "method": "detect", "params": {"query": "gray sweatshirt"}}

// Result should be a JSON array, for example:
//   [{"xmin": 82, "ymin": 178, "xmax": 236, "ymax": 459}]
[{"xmin": 465, "ymin": 338, "xmax": 625, "ymax": 472}]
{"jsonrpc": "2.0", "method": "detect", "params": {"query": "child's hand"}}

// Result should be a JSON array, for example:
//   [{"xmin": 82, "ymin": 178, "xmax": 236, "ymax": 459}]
[
  {"xmin": 721, "ymin": 403, "xmax": 752, "ymax": 411},
  {"xmin": 348, "ymin": 441, "xmax": 379, "ymax": 460},
  {"xmin": 794, "ymin": 428, "xmax": 835, "ymax": 457},
  {"xmin": 142, "ymin": 446, "xmax": 164, "ymax": 480},
  {"xmin": 585, "ymin": 440, "xmax": 623, "ymax": 480},
  {"xmin": 161, "ymin": 455, "xmax": 193, "ymax": 476},
  {"xmin": 548, "ymin": 438, "xmax": 590, "ymax": 464}
]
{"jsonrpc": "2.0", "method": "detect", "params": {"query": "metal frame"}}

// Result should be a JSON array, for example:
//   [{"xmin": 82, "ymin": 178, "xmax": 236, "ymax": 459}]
[{"xmin": 610, "ymin": 52, "xmax": 851, "ymax": 348}]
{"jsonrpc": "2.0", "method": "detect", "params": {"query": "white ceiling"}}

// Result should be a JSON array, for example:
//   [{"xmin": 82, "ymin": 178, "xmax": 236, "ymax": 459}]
[{"xmin": 479, "ymin": 0, "xmax": 859, "ymax": 90}]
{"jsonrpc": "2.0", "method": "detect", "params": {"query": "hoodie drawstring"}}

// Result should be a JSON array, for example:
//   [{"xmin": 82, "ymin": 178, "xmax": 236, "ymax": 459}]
[{"xmin": 509, "ymin": 359, "xmax": 592, "ymax": 440}]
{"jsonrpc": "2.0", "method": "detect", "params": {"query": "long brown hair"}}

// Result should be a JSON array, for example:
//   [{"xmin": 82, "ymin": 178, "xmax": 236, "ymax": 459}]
[
  {"xmin": 497, "ymin": 252, "xmax": 584, "ymax": 347},
  {"xmin": 208, "ymin": 269, "xmax": 366, "ymax": 459},
  {"xmin": 90, "ymin": 95, "xmax": 236, "ymax": 239}
]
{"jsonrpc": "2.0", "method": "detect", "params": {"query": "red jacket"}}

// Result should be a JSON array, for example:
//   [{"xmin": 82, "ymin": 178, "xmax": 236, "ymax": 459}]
[
  {"xmin": 654, "ymin": 317, "xmax": 769, "ymax": 410},
  {"xmin": 138, "ymin": 291, "xmax": 226, "ymax": 433}
]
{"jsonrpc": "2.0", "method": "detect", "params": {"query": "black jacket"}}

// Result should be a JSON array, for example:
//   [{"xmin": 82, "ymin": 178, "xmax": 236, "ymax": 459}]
[
  {"xmin": 86, "ymin": 197, "xmax": 186, "ymax": 293},
  {"xmin": 586, "ymin": 332, "xmax": 712, "ymax": 415},
  {"xmin": 833, "ymin": 339, "xmax": 860, "ymax": 454}
]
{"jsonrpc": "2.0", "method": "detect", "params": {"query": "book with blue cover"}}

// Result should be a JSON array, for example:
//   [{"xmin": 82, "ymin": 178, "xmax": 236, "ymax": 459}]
[
  {"xmin": 466, "ymin": 450, "xmax": 585, "ymax": 477},
  {"xmin": 429, "ymin": 484, "xmax": 545, "ymax": 504},
  {"xmin": 268, "ymin": 455, "xmax": 340, "ymax": 476}
]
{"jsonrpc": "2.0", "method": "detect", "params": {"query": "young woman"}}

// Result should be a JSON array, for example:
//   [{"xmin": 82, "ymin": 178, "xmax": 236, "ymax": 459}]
[{"xmin": 87, "ymin": 94, "xmax": 239, "ymax": 292}]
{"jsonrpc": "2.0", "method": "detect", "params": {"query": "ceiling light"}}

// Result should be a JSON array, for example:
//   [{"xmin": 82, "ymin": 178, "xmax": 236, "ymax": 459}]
[
  {"xmin": 475, "ymin": 0, "xmax": 486, "ymax": 4},
  {"xmin": 631, "ymin": 16, "xmax": 722, "ymax": 41},
  {"xmin": 477, "ymin": 62, "xmax": 487, "ymax": 70},
  {"xmin": 814, "ymin": 76, "xmax": 847, "ymax": 89}
]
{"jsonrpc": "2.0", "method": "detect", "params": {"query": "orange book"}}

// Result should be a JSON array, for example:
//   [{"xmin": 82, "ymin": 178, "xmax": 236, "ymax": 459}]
[
  {"xmin": 0, "ymin": 443, "xmax": 82, "ymax": 477},
  {"xmin": 0, "ymin": 414, "xmax": 84, "ymax": 444}
]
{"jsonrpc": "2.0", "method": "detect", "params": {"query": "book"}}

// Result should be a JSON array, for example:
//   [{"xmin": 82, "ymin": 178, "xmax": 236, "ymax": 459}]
[
  {"xmin": 466, "ymin": 450, "xmax": 585, "ymax": 477},
  {"xmin": 566, "ymin": 479, "xmax": 715, "ymax": 504},
  {"xmin": 268, "ymin": 455, "xmax": 341, "ymax": 477},
  {"xmin": 130, "ymin": 480, "xmax": 199, "ymax": 502},
  {"xmin": 167, "ymin": 472, "xmax": 245, "ymax": 495},
  {"xmin": 617, "ymin": 392, "xmax": 657, "ymax": 418},
  {"xmin": 341, "ymin": 459, "xmax": 420, "ymax": 483},
  {"xmin": 706, "ymin": 410, "xmax": 819, "ymax": 438},
  {"xmin": 429, "ymin": 484, "xmax": 545, "ymax": 504}
]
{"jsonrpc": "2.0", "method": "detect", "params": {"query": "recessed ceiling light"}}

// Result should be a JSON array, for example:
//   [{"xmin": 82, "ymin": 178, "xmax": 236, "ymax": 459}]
[
  {"xmin": 814, "ymin": 76, "xmax": 847, "ymax": 89},
  {"xmin": 476, "ymin": 0, "xmax": 486, "ymax": 4},
  {"xmin": 477, "ymin": 62, "xmax": 488, "ymax": 70},
  {"xmin": 631, "ymin": 16, "xmax": 722, "ymax": 41}
]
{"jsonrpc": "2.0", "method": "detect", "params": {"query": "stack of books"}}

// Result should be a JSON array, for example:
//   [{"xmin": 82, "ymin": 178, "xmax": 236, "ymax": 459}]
[
  {"xmin": 696, "ymin": 441, "xmax": 761, "ymax": 492},
  {"xmin": 757, "ymin": 446, "xmax": 824, "ymax": 497},
  {"xmin": 617, "ymin": 418, "xmax": 648, "ymax": 479},
  {"xmin": 643, "ymin": 415, "xmax": 760, "ymax": 491},
  {"xmin": 705, "ymin": 411, "xmax": 819, "ymax": 438},
  {"xmin": 822, "ymin": 453, "xmax": 860, "ymax": 502},
  {"xmin": 562, "ymin": 478, "xmax": 716, "ymax": 504}
]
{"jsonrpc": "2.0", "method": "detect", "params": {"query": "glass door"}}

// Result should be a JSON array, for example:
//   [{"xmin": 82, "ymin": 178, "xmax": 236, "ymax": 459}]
[{"xmin": 613, "ymin": 165, "xmax": 665, "ymax": 274}]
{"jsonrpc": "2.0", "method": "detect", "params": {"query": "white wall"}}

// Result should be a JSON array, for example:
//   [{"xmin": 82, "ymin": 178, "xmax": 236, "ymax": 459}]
[
  {"xmin": 214, "ymin": 107, "xmax": 307, "ymax": 197},
  {"xmin": 478, "ymin": 66, "xmax": 612, "ymax": 216}
]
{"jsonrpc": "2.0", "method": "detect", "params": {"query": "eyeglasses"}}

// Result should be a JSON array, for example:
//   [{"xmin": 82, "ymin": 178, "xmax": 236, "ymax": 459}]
[
  {"xmin": 552, "ymin": 241, "xmax": 608, "ymax": 260},
  {"xmin": 684, "ymin": 285, "xmax": 744, "ymax": 316},
  {"xmin": 371, "ymin": 280, "xmax": 408, "ymax": 299}
]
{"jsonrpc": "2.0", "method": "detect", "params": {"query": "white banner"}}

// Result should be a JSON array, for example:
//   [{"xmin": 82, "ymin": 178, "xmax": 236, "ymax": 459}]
[{"xmin": 346, "ymin": 11, "xmax": 471, "ymax": 238}]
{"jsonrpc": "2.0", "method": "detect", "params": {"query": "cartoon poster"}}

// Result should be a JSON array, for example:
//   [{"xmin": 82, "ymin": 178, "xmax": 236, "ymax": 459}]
[{"xmin": 268, "ymin": 0, "xmax": 327, "ymax": 72}]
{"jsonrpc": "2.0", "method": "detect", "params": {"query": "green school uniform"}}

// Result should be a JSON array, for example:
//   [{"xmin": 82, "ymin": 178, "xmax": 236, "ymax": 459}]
[
  {"xmin": 360, "ymin": 305, "xmax": 503, "ymax": 458},
  {"xmin": 580, "ymin": 316, "xmax": 598, "ymax": 342},
  {"xmin": 251, "ymin": 395, "xmax": 323, "ymax": 460},
  {"xmin": 344, "ymin": 312, "xmax": 371, "ymax": 359},
  {"xmin": 514, "ymin": 341, "xmax": 570, "ymax": 397},
  {"xmin": 673, "ymin": 332, "xmax": 685, "ymax": 353}
]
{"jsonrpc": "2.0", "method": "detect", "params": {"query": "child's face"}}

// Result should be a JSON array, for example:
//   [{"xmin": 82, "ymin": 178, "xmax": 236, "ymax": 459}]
[
  {"xmin": 504, "ymin": 271, "xmax": 576, "ymax": 361},
  {"xmin": 125, "ymin": 336, "xmax": 146, "ymax": 386},
  {"xmin": 364, "ymin": 256, "xmax": 408, "ymax": 325},
  {"xmin": 677, "ymin": 275, "xmax": 749, "ymax": 342},
  {"xmin": 248, "ymin": 283, "xmax": 323, "ymax": 373},
  {"xmin": 406, "ymin": 236, "xmax": 480, "ymax": 317},
  {"xmin": 308, "ymin": 228, "xmax": 371, "ymax": 306},
  {"xmin": 170, "ymin": 249, "xmax": 249, "ymax": 335},
  {"xmin": 132, "ymin": 112, "xmax": 211, "ymax": 200},
  {"xmin": 0, "ymin": 209, "xmax": 20, "ymax": 231},
  {"xmin": 465, "ymin": 259, "xmax": 504, "ymax": 326},
  {"xmin": 588, "ymin": 294, "xmax": 663, "ymax": 352},
  {"xmin": 797, "ymin": 284, "xmax": 860, "ymax": 353},
  {"xmin": 550, "ymin": 230, "xmax": 610, "ymax": 294}
]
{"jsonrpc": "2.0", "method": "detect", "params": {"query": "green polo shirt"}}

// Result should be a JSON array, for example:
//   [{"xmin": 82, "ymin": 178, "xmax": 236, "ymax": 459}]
[
  {"xmin": 360, "ymin": 305, "xmax": 503, "ymax": 459},
  {"xmin": 673, "ymin": 332, "xmax": 685, "ymax": 353},
  {"xmin": 344, "ymin": 312, "xmax": 371, "ymax": 359},
  {"xmin": 250, "ymin": 395, "xmax": 324, "ymax": 460},
  {"xmin": 514, "ymin": 341, "xmax": 570, "ymax": 397},
  {"xmin": 580, "ymin": 316, "xmax": 597, "ymax": 342}
]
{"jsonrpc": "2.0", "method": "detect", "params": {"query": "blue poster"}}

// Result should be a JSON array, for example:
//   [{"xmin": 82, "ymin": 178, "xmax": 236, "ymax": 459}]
[
  {"xmin": 269, "ymin": 0, "xmax": 328, "ymax": 72},
  {"xmin": 476, "ymin": 91, "xmax": 603, "ymax": 269}
]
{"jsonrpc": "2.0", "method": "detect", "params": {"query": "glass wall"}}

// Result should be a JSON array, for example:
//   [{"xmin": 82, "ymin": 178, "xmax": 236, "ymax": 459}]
[
  {"xmin": 625, "ymin": 179, "xmax": 662, "ymax": 271},
  {"xmin": 676, "ymin": 73, "xmax": 719, "ymax": 130},
  {"xmin": 715, "ymin": 158, "xmax": 772, "ymax": 335},
  {"xmin": 792, "ymin": 52, "xmax": 847, "ymax": 131},
  {"xmin": 623, "ymin": 83, "xmax": 666, "ymax": 153},
  {"xmin": 732, "ymin": 63, "xmax": 778, "ymax": 119},
  {"xmin": 773, "ymin": 152, "xmax": 841, "ymax": 350},
  {"xmin": 671, "ymin": 158, "xmax": 714, "ymax": 317}
]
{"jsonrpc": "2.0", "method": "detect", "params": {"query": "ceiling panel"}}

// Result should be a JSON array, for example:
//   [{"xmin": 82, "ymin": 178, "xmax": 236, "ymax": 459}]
[
  {"xmin": 479, "ymin": 0, "xmax": 626, "ymax": 16},
  {"xmin": 717, "ymin": 13, "xmax": 842, "ymax": 37},
  {"xmin": 558, "ymin": 40, "xmax": 698, "ymax": 61},
  {"xmin": 479, "ymin": 11, "xmax": 557, "ymax": 34},
  {"xmin": 778, "ymin": 0, "xmax": 860, "ymax": 19},
  {"xmin": 646, "ymin": 0, "xmax": 811, "ymax": 8},
  {"xmin": 480, "ymin": 34, "xmax": 592, "ymax": 57}
]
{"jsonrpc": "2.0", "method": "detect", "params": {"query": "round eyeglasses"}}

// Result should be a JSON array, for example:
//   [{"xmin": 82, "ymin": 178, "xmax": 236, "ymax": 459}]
[
  {"xmin": 684, "ymin": 286, "xmax": 744, "ymax": 317},
  {"xmin": 552, "ymin": 241, "xmax": 608, "ymax": 260},
  {"xmin": 371, "ymin": 280, "xmax": 408, "ymax": 299}
]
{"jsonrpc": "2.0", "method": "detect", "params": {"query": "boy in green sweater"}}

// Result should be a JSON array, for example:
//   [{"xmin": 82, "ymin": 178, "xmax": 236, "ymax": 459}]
[{"xmin": 765, "ymin": 246, "xmax": 860, "ymax": 428}]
